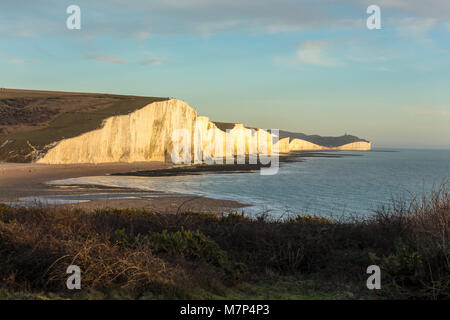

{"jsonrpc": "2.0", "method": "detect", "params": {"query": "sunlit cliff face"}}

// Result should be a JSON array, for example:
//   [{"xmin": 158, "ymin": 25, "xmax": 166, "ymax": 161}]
[{"xmin": 37, "ymin": 99, "xmax": 371, "ymax": 165}]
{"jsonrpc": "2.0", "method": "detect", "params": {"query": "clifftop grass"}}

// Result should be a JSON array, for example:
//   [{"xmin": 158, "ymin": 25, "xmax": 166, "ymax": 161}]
[{"xmin": 0, "ymin": 90, "xmax": 168, "ymax": 162}]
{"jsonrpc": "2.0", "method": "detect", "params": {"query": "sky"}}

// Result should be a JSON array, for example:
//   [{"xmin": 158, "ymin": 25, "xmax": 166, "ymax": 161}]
[{"xmin": 0, "ymin": 0, "xmax": 449, "ymax": 149}]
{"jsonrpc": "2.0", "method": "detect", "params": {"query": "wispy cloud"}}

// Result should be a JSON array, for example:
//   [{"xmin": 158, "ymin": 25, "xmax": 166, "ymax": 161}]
[
  {"xmin": 83, "ymin": 54, "xmax": 128, "ymax": 64},
  {"xmin": 347, "ymin": 0, "xmax": 450, "ymax": 19},
  {"xmin": 0, "ymin": 0, "xmax": 366, "ymax": 38},
  {"xmin": 403, "ymin": 106, "xmax": 450, "ymax": 117},
  {"xmin": 1, "ymin": 0, "xmax": 448, "ymax": 39},
  {"xmin": 415, "ymin": 66, "xmax": 433, "ymax": 72},
  {"xmin": 0, "ymin": 55, "xmax": 24, "ymax": 63},
  {"xmin": 0, "ymin": 54, "xmax": 41, "ymax": 64},
  {"xmin": 82, "ymin": 54, "xmax": 164, "ymax": 66},
  {"xmin": 377, "ymin": 66, "xmax": 393, "ymax": 72},
  {"xmin": 297, "ymin": 40, "xmax": 340, "ymax": 67},
  {"xmin": 389, "ymin": 17, "xmax": 439, "ymax": 38},
  {"xmin": 134, "ymin": 31, "xmax": 151, "ymax": 40},
  {"xmin": 139, "ymin": 58, "xmax": 164, "ymax": 65}
]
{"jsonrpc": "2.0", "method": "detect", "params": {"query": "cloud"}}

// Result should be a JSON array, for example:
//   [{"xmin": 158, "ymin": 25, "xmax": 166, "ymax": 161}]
[
  {"xmin": 347, "ymin": 55, "xmax": 389, "ymax": 62},
  {"xmin": 83, "ymin": 54, "xmax": 128, "ymax": 64},
  {"xmin": 0, "ymin": 54, "xmax": 40, "ymax": 64},
  {"xmin": 139, "ymin": 58, "xmax": 164, "ymax": 65},
  {"xmin": 134, "ymin": 31, "xmax": 151, "ymax": 40},
  {"xmin": 346, "ymin": 0, "xmax": 450, "ymax": 19},
  {"xmin": 0, "ymin": 0, "xmax": 370, "ymax": 38},
  {"xmin": 403, "ymin": 106, "xmax": 450, "ymax": 117},
  {"xmin": 82, "ymin": 54, "xmax": 164, "ymax": 65},
  {"xmin": 0, "ymin": 55, "xmax": 24, "ymax": 63},
  {"xmin": 0, "ymin": 0, "xmax": 448, "ymax": 39},
  {"xmin": 389, "ymin": 17, "xmax": 439, "ymax": 38},
  {"xmin": 377, "ymin": 66, "xmax": 393, "ymax": 72},
  {"xmin": 297, "ymin": 40, "xmax": 340, "ymax": 67}
]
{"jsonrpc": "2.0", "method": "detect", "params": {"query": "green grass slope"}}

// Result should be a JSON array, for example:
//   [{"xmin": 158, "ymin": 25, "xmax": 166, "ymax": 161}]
[{"xmin": 0, "ymin": 89, "xmax": 168, "ymax": 162}]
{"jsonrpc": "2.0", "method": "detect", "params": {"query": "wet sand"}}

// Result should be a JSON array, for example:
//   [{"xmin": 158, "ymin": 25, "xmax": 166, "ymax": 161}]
[
  {"xmin": 110, "ymin": 151, "xmax": 356, "ymax": 177},
  {"xmin": 0, "ymin": 161, "xmax": 170, "ymax": 186},
  {"xmin": 58, "ymin": 193, "xmax": 249, "ymax": 214},
  {"xmin": 0, "ymin": 162, "xmax": 250, "ymax": 213}
]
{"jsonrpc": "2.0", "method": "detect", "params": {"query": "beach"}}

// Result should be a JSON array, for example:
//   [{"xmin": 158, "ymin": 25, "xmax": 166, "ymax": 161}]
[
  {"xmin": 0, "ymin": 152, "xmax": 318, "ymax": 212},
  {"xmin": 0, "ymin": 162, "xmax": 250, "ymax": 213}
]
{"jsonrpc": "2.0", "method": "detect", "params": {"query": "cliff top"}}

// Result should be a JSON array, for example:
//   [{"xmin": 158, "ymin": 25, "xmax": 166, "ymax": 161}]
[{"xmin": 0, "ymin": 88, "xmax": 168, "ymax": 162}]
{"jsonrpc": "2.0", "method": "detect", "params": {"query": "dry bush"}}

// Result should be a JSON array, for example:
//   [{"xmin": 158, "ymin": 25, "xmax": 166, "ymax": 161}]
[
  {"xmin": 0, "ymin": 184, "xmax": 448, "ymax": 299},
  {"xmin": 370, "ymin": 185, "xmax": 449, "ymax": 299},
  {"xmin": 0, "ymin": 206, "xmax": 186, "ymax": 296},
  {"xmin": 44, "ymin": 240, "xmax": 185, "ymax": 295}
]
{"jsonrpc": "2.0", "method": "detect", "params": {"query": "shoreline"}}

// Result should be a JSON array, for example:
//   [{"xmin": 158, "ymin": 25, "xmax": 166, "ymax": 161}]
[
  {"xmin": 0, "ymin": 161, "xmax": 251, "ymax": 213},
  {"xmin": 0, "ymin": 151, "xmax": 365, "ymax": 213}
]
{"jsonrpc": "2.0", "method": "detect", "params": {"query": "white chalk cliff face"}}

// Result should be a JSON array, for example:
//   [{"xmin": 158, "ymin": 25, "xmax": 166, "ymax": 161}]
[
  {"xmin": 38, "ymin": 99, "xmax": 371, "ymax": 164},
  {"xmin": 333, "ymin": 141, "xmax": 372, "ymax": 151},
  {"xmin": 289, "ymin": 139, "xmax": 324, "ymax": 151},
  {"xmin": 38, "ymin": 99, "xmax": 197, "ymax": 164}
]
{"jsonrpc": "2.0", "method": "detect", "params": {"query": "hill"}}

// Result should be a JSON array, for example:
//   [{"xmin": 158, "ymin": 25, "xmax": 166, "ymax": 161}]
[{"xmin": 0, "ymin": 89, "xmax": 168, "ymax": 162}]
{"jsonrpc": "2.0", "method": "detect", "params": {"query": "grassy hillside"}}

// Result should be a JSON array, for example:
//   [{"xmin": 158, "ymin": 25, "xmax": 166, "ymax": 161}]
[{"xmin": 0, "ymin": 89, "xmax": 168, "ymax": 162}]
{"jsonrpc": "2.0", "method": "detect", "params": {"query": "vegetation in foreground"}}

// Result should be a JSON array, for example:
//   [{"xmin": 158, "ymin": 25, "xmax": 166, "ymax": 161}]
[{"xmin": 0, "ymin": 186, "xmax": 448, "ymax": 300}]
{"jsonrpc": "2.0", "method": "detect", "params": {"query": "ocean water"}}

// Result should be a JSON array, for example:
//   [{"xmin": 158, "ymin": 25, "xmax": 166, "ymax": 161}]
[{"xmin": 49, "ymin": 149, "xmax": 449, "ymax": 218}]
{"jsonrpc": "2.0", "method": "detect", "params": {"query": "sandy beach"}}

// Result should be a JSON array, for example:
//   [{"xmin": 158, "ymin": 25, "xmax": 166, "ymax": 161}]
[
  {"xmin": 0, "ymin": 162, "xmax": 250, "ymax": 213},
  {"xmin": 0, "ymin": 152, "xmax": 354, "ymax": 213}
]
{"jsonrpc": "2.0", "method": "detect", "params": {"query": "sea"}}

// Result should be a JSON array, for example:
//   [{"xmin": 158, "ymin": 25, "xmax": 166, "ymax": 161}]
[{"xmin": 46, "ymin": 148, "xmax": 449, "ymax": 219}]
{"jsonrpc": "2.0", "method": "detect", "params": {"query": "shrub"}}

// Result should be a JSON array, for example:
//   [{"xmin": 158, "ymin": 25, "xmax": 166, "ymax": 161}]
[
  {"xmin": 147, "ymin": 228, "xmax": 247, "ymax": 281},
  {"xmin": 0, "ymin": 184, "xmax": 447, "ymax": 299}
]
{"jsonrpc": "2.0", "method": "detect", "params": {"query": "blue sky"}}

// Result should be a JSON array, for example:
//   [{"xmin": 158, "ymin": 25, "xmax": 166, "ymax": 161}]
[{"xmin": 1, "ymin": 0, "xmax": 449, "ymax": 149}]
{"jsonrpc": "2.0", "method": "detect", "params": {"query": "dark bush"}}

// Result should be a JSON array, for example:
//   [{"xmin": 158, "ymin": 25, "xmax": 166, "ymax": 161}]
[{"xmin": 0, "ymin": 185, "xmax": 447, "ymax": 299}]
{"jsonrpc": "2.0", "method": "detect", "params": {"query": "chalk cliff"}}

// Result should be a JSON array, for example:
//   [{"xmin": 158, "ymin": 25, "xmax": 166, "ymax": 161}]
[
  {"xmin": 37, "ymin": 98, "xmax": 371, "ymax": 164},
  {"xmin": 276, "ymin": 137, "xmax": 291, "ymax": 153},
  {"xmin": 289, "ymin": 138, "xmax": 325, "ymax": 151},
  {"xmin": 333, "ymin": 141, "xmax": 372, "ymax": 151},
  {"xmin": 38, "ymin": 99, "xmax": 198, "ymax": 164}
]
